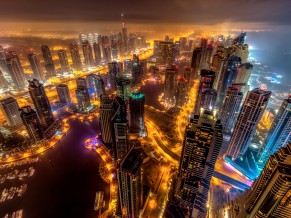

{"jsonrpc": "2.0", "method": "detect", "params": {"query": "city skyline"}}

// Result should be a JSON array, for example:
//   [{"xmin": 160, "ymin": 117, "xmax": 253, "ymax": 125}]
[{"xmin": 0, "ymin": 3, "xmax": 291, "ymax": 218}]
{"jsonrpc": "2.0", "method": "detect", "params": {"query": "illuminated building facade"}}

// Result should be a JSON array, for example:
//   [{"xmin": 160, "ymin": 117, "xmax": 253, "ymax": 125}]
[
  {"xmin": 93, "ymin": 42, "xmax": 102, "ymax": 65},
  {"xmin": 175, "ymin": 110, "xmax": 223, "ymax": 218},
  {"xmin": 129, "ymin": 92, "xmax": 145, "ymax": 134},
  {"xmin": 0, "ymin": 97, "xmax": 22, "ymax": 127},
  {"xmin": 56, "ymin": 84, "xmax": 71, "ymax": 105},
  {"xmin": 194, "ymin": 69, "xmax": 216, "ymax": 115},
  {"xmin": 190, "ymin": 47, "xmax": 202, "ymax": 79},
  {"xmin": 27, "ymin": 51, "xmax": 45, "ymax": 81},
  {"xmin": 235, "ymin": 63, "xmax": 253, "ymax": 96},
  {"xmin": 6, "ymin": 55, "xmax": 26, "ymax": 90},
  {"xmin": 111, "ymin": 96, "xmax": 129, "ymax": 161},
  {"xmin": 240, "ymin": 143, "xmax": 291, "ymax": 218},
  {"xmin": 76, "ymin": 77, "xmax": 87, "ymax": 88},
  {"xmin": 117, "ymin": 75, "xmax": 131, "ymax": 102},
  {"xmin": 58, "ymin": 49, "xmax": 69, "ymax": 73},
  {"xmin": 117, "ymin": 147, "xmax": 143, "ymax": 218},
  {"xmin": 164, "ymin": 65, "xmax": 178, "ymax": 106},
  {"xmin": 175, "ymin": 77, "xmax": 188, "ymax": 107},
  {"xmin": 75, "ymin": 87, "xmax": 90, "ymax": 111},
  {"xmin": 28, "ymin": 79, "xmax": 54, "ymax": 129},
  {"xmin": 220, "ymin": 84, "xmax": 244, "ymax": 132},
  {"xmin": 19, "ymin": 106, "xmax": 45, "ymax": 142},
  {"xmin": 82, "ymin": 41, "xmax": 94, "ymax": 68},
  {"xmin": 156, "ymin": 41, "xmax": 175, "ymax": 67},
  {"xmin": 99, "ymin": 94, "xmax": 113, "ymax": 146},
  {"xmin": 69, "ymin": 43, "xmax": 82, "ymax": 71},
  {"xmin": 108, "ymin": 61, "xmax": 121, "ymax": 90},
  {"xmin": 226, "ymin": 88, "xmax": 271, "ymax": 160},
  {"xmin": 258, "ymin": 95, "xmax": 291, "ymax": 169},
  {"xmin": 216, "ymin": 55, "xmax": 241, "ymax": 107},
  {"xmin": 41, "ymin": 45, "xmax": 56, "ymax": 77}
]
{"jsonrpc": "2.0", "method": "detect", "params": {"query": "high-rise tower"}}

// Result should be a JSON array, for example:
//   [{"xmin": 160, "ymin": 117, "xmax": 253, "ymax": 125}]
[
  {"xmin": 129, "ymin": 92, "xmax": 145, "ymax": 134},
  {"xmin": 69, "ymin": 43, "xmax": 82, "ymax": 71},
  {"xmin": 226, "ymin": 87, "xmax": 271, "ymax": 160},
  {"xmin": 175, "ymin": 110, "xmax": 223, "ymax": 218},
  {"xmin": 56, "ymin": 84, "xmax": 71, "ymax": 105},
  {"xmin": 82, "ymin": 41, "xmax": 94, "ymax": 68},
  {"xmin": 27, "ymin": 50, "xmax": 45, "ymax": 81},
  {"xmin": 0, "ymin": 97, "xmax": 22, "ymax": 127},
  {"xmin": 58, "ymin": 49, "xmax": 69, "ymax": 73},
  {"xmin": 41, "ymin": 45, "xmax": 56, "ymax": 77},
  {"xmin": 258, "ymin": 95, "xmax": 291, "ymax": 169},
  {"xmin": 28, "ymin": 79, "xmax": 54, "ymax": 128}
]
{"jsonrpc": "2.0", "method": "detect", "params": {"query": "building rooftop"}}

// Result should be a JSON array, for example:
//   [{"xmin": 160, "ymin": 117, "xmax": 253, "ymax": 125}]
[{"xmin": 121, "ymin": 148, "xmax": 143, "ymax": 174}]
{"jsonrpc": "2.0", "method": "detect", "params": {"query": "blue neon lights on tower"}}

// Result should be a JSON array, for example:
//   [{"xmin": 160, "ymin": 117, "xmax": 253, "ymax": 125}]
[{"xmin": 257, "ymin": 95, "xmax": 291, "ymax": 169}]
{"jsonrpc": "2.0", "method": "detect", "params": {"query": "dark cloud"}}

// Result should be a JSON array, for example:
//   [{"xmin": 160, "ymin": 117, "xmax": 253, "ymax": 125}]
[{"xmin": 0, "ymin": 0, "xmax": 291, "ymax": 25}]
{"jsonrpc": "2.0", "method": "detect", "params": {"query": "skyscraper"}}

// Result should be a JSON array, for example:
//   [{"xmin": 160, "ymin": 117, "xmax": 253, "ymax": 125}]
[
  {"xmin": 0, "ymin": 46, "xmax": 9, "ymax": 74},
  {"xmin": 82, "ymin": 41, "xmax": 94, "ymax": 68},
  {"xmin": 132, "ymin": 55, "xmax": 141, "ymax": 87},
  {"xmin": 117, "ymin": 146, "xmax": 143, "ymax": 217},
  {"xmin": 121, "ymin": 13, "xmax": 128, "ymax": 53},
  {"xmin": 108, "ymin": 61, "xmax": 121, "ymax": 90},
  {"xmin": 19, "ymin": 106, "xmax": 45, "ymax": 142},
  {"xmin": 58, "ymin": 49, "xmax": 69, "ymax": 73},
  {"xmin": 232, "ymin": 32, "xmax": 247, "ymax": 45},
  {"xmin": 258, "ymin": 95, "xmax": 291, "ymax": 169},
  {"xmin": 56, "ymin": 84, "xmax": 71, "ymax": 105},
  {"xmin": 200, "ymin": 38, "xmax": 208, "ymax": 69},
  {"xmin": 175, "ymin": 76, "xmax": 188, "ymax": 107},
  {"xmin": 129, "ymin": 92, "xmax": 145, "ymax": 134},
  {"xmin": 41, "ymin": 45, "xmax": 56, "ymax": 77},
  {"xmin": 0, "ymin": 97, "xmax": 22, "ymax": 127},
  {"xmin": 191, "ymin": 47, "xmax": 202, "ymax": 79},
  {"xmin": 164, "ymin": 65, "xmax": 178, "ymax": 106},
  {"xmin": 111, "ymin": 96, "xmax": 129, "ymax": 161},
  {"xmin": 235, "ymin": 63, "xmax": 253, "ymax": 96},
  {"xmin": 216, "ymin": 55, "xmax": 241, "ymax": 107},
  {"xmin": 27, "ymin": 50, "xmax": 45, "ymax": 81},
  {"xmin": 75, "ymin": 87, "xmax": 90, "ymax": 111},
  {"xmin": 69, "ymin": 43, "xmax": 82, "ymax": 71},
  {"xmin": 0, "ymin": 69, "xmax": 7, "ymax": 89},
  {"xmin": 28, "ymin": 79, "xmax": 54, "ymax": 128},
  {"xmin": 93, "ymin": 42, "xmax": 102, "ymax": 65},
  {"xmin": 237, "ymin": 143, "xmax": 291, "ymax": 218},
  {"xmin": 226, "ymin": 87, "xmax": 271, "ymax": 160},
  {"xmin": 117, "ymin": 75, "xmax": 131, "ymax": 102},
  {"xmin": 175, "ymin": 110, "xmax": 223, "ymax": 218},
  {"xmin": 93, "ymin": 75, "xmax": 105, "ymax": 97},
  {"xmin": 123, "ymin": 59, "xmax": 133, "ymax": 75},
  {"xmin": 194, "ymin": 69, "xmax": 216, "ymax": 115},
  {"xmin": 156, "ymin": 41, "xmax": 175, "ymax": 67},
  {"xmin": 103, "ymin": 45, "xmax": 112, "ymax": 63},
  {"xmin": 220, "ymin": 84, "xmax": 244, "ymax": 132},
  {"xmin": 6, "ymin": 56, "xmax": 26, "ymax": 90},
  {"xmin": 100, "ymin": 94, "xmax": 113, "ymax": 146}
]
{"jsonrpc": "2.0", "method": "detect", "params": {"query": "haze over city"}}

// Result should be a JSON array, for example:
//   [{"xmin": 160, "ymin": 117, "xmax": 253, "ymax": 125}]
[{"xmin": 0, "ymin": 0, "xmax": 290, "ymax": 218}]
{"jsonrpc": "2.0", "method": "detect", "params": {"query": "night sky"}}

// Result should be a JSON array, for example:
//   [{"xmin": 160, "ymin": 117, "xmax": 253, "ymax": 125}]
[{"xmin": 0, "ymin": 0, "xmax": 291, "ymax": 35}]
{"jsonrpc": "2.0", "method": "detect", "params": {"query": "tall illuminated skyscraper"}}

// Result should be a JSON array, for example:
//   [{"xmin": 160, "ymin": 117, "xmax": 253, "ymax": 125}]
[
  {"xmin": 232, "ymin": 32, "xmax": 247, "ymax": 45},
  {"xmin": 237, "ymin": 143, "xmax": 291, "ymax": 218},
  {"xmin": 82, "ymin": 41, "xmax": 94, "ymax": 68},
  {"xmin": 175, "ymin": 110, "xmax": 223, "ymax": 218},
  {"xmin": 216, "ymin": 55, "xmax": 241, "ymax": 107},
  {"xmin": 0, "ymin": 69, "xmax": 7, "ymax": 89},
  {"xmin": 69, "ymin": 43, "xmax": 82, "ymax": 71},
  {"xmin": 111, "ymin": 96, "xmax": 129, "ymax": 161},
  {"xmin": 56, "ymin": 84, "xmax": 71, "ymax": 105},
  {"xmin": 28, "ymin": 79, "xmax": 54, "ymax": 128},
  {"xmin": 27, "ymin": 51, "xmax": 45, "ymax": 81},
  {"xmin": 0, "ymin": 46, "xmax": 8, "ymax": 74},
  {"xmin": 117, "ymin": 146, "xmax": 143, "ymax": 218},
  {"xmin": 121, "ymin": 13, "xmax": 128, "ymax": 53},
  {"xmin": 103, "ymin": 45, "xmax": 112, "ymax": 63},
  {"xmin": 100, "ymin": 94, "xmax": 113, "ymax": 146},
  {"xmin": 191, "ymin": 47, "xmax": 202, "ymax": 79},
  {"xmin": 76, "ymin": 77, "xmax": 87, "ymax": 88},
  {"xmin": 19, "ymin": 106, "xmax": 45, "ymax": 142},
  {"xmin": 235, "ymin": 63, "xmax": 253, "ymax": 96},
  {"xmin": 175, "ymin": 76, "xmax": 188, "ymax": 107},
  {"xmin": 258, "ymin": 95, "xmax": 291, "ymax": 169},
  {"xmin": 156, "ymin": 41, "xmax": 175, "ymax": 67},
  {"xmin": 164, "ymin": 65, "xmax": 178, "ymax": 106},
  {"xmin": 129, "ymin": 92, "xmax": 145, "ymax": 134},
  {"xmin": 75, "ymin": 87, "xmax": 90, "ymax": 111},
  {"xmin": 41, "ymin": 45, "xmax": 56, "ymax": 77},
  {"xmin": 93, "ymin": 42, "xmax": 102, "ymax": 65},
  {"xmin": 226, "ymin": 87, "xmax": 271, "ymax": 160},
  {"xmin": 108, "ymin": 61, "xmax": 121, "ymax": 90},
  {"xmin": 0, "ymin": 97, "xmax": 22, "ymax": 127},
  {"xmin": 132, "ymin": 54, "xmax": 141, "ymax": 87},
  {"xmin": 58, "ymin": 49, "xmax": 69, "ymax": 73},
  {"xmin": 117, "ymin": 75, "xmax": 131, "ymax": 102},
  {"xmin": 220, "ymin": 84, "xmax": 244, "ymax": 132},
  {"xmin": 123, "ymin": 59, "xmax": 133, "ymax": 75},
  {"xmin": 6, "ymin": 56, "xmax": 26, "ymax": 90},
  {"xmin": 194, "ymin": 69, "xmax": 216, "ymax": 115}
]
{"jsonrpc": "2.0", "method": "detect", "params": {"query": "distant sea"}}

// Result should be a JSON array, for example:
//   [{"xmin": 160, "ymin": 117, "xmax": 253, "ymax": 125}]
[{"xmin": 246, "ymin": 30, "xmax": 291, "ymax": 109}]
